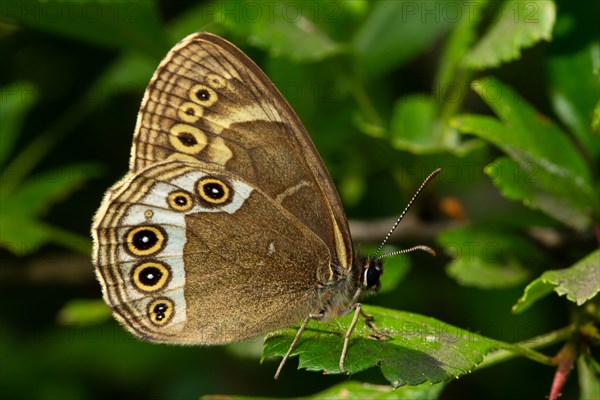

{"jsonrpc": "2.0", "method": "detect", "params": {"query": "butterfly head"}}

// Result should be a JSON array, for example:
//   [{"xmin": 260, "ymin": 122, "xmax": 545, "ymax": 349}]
[{"xmin": 361, "ymin": 168, "xmax": 441, "ymax": 294}]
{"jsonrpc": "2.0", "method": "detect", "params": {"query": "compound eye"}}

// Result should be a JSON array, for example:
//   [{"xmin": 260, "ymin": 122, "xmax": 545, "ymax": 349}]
[{"xmin": 363, "ymin": 264, "xmax": 382, "ymax": 289}]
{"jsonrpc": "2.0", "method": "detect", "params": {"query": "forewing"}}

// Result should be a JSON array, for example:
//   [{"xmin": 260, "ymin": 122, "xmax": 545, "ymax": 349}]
[{"xmin": 130, "ymin": 32, "xmax": 352, "ymax": 269}]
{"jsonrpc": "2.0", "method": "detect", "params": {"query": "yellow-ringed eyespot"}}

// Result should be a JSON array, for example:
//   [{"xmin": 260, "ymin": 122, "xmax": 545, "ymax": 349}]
[
  {"xmin": 177, "ymin": 101, "xmax": 203, "ymax": 123},
  {"xmin": 169, "ymin": 124, "xmax": 207, "ymax": 154},
  {"xmin": 206, "ymin": 74, "xmax": 226, "ymax": 89},
  {"xmin": 147, "ymin": 297, "xmax": 174, "ymax": 326},
  {"xmin": 124, "ymin": 225, "xmax": 166, "ymax": 257},
  {"xmin": 189, "ymin": 84, "xmax": 217, "ymax": 107},
  {"xmin": 167, "ymin": 190, "xmax": 194, "ymax": 212},
  {"xmin": 196, "ymin": 177, "xmax": 232, "ymax": 206},
  {"xmin": 131, "ymin": 261, "xmax": 171, "ymax": 293},
  {"xmin": 144, "ymin": 209, "xmax": 154, "ymax": 220}
]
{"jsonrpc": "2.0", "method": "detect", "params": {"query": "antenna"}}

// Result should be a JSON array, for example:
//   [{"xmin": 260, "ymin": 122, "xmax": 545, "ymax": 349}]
[
  {"xmin": 373, "ymin": 168, "xmax": 441, "ymax": 258},
  {"xmin": 376, "ymin": 245, "xmax": 436, "ymax": 260}
]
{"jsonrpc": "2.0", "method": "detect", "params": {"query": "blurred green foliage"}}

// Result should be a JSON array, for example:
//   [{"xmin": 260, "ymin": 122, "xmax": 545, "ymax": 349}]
[{"xmin": 0, "ymin": 0, "xmax": 598, "ymax": 399}]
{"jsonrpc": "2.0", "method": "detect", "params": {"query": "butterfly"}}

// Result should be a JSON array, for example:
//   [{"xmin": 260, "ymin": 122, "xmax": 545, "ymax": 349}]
[{"xmin": 91, "ymin": 32, "xmax": 439, "ymax": 378}]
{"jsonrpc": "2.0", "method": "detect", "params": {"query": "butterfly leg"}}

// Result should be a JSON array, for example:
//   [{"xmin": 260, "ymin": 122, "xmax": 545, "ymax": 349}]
[
  {"xmin": 359, "ymin": 307, "xmax": 388, "ymax": 341},
  {"xmin": 360, "ymin": 308, "xmax": 376, "ymax": 329},
  {"xmin": 360, "ymin": 310, "xmax": 389, "ymax": 340},
  {"xmin": 274, "ymin": 312, "xmax": 324, "ymax": 379},
  {"xmin": 339, "ymin": 302, "xmax": 362, "ymax": 374}
]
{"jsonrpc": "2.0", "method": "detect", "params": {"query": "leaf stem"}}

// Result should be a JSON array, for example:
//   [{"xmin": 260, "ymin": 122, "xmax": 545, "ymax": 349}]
[{"xmin": 477, "ymin": 325, "xmax": 575, "ymax": 369}]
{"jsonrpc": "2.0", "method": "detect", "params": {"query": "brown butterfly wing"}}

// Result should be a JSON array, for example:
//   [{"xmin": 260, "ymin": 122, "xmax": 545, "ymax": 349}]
[
  {"xmin": 130, "ymin": 33, "xmax": 352, "ymax": 271},
  {"xmin": 93, "ymin": 160, "xmax": 331, "ymax": 343}
]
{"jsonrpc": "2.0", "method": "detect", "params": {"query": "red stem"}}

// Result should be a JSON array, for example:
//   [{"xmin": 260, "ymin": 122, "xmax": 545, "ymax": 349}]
[{"xmin": 548, "ymin": 342, "xmax": 576, "ymax": 400}]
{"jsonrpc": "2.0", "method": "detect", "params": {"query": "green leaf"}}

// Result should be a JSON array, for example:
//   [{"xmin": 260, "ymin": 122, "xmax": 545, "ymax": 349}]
[
  {"xmin": 388, "ymin": 95, "xmax": 480, "ymax": 155},
  {"xmin": 337, "ymin": 0, "xmax": 370, "ymax": 19},
  {"xmin": 438, "ymin": 227, "xmax": 537, "ymax": 289},
  {"xmin": 0, "ymin": 216, "xmax": 56, "ymax": 255},
  {"xmin": 353, "ymin": 0, "xmax": 452, "ymax": 77},
  {"xmin": 451, "ymin": 78, "xmax": 596, "ymax": 230},
  {"xmin": 464, "ymin": 0, "xmax": 556, "ymax": 69},
  {"xmin": 0, "ymin": 218, "xmax": 92, "ymax": 255},
  {"xmin": 433, "ymin": 0, "xmax": 484, "ymax": 146},
  {"xmin": 0, "ymin": 163, "xmax": 102, "ymax": 255},
  {"xmin": 57, "ymin": 299, "xmax": 112, "ymax": 326},
  {"xmin": 0, "ymin": 82, "xmax": 38, "ymax": 166},
  {"xmin": 263, "ymin": 305, "xmax": 500, "ymax": 387},
  {"xmin": 485, "ymin": 157, "xmax": 592, "ymax": 230},
  {"xmin": 5, "ymin": 163, "xmax": 102, "ymax": 217},
  {"xmin": 512, "ymin": 249, "xmax": 600, "ymax": 313},
  {"xmin": 0, "ymin": 0, "xmax": 169, "ymax": 58},
  {"xmin": 218, "ymin": 0, "xmax": 343, "ymax": 62},
  {"xmin": 547, "ymin": 41, "xmax": 600, "ymax": 159},
  {"xmin": 578, "ymin": 355, "xmax": 600, "ymax": 400},
  {"xmin": 390, "ymin": 95, "xmax": 438, "ymax": 153},
  {"xmin": 468, "ymin": 77, "xmax": 591, "ymax": 179},
  {"xmin": 594, "ymin": 100, "xmax": 600, "ymax": 135},
  {"xmin": 435, "ymin": 0, "xmax": 485, "ymax": 97},
  {"xmin": 385, "ymin": 0, "xmax": 487, "ymax": 157},
  {"xmin": 204, "ymin": 380, "xmax": 445, "ymax": 400},
  {"xmin": 305, "ymin": 381, "xmax": 445, "ymax": 400}
]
